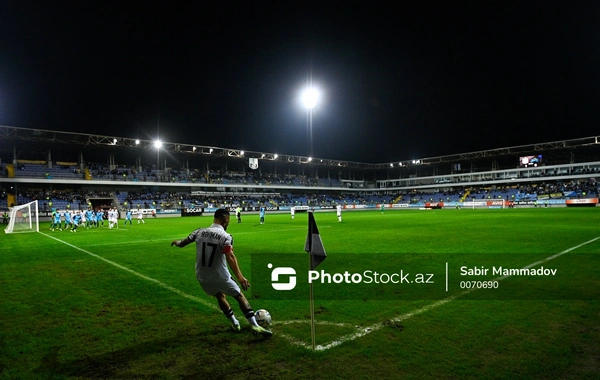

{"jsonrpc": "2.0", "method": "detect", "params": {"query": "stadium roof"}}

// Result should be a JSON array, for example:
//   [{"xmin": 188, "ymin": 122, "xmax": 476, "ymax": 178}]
[{"xmin": 1, "ymin": 125, "xmax": 600, "ymax": 170}]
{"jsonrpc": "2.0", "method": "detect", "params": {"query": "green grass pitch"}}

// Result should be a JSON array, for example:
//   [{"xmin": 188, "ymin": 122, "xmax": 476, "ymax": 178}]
[{"xmin": 1, "ymin": 208, "xmax": 599, "ymax": 379}]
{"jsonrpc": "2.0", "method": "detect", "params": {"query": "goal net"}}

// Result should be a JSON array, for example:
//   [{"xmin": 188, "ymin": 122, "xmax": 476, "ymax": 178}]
[{"xmin": 5, "ymin": 200, "xmax": 39, "ymax": 234}]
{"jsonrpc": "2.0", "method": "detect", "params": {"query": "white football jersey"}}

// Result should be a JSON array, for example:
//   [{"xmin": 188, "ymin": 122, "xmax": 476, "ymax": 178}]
[{"xmin": 188, "ymin": 223, "xmax": 234, "ymax": 282}]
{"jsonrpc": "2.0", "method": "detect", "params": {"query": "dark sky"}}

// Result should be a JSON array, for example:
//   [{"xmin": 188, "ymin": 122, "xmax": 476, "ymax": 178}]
[{"xmin": 2, "ymin": 2, "xmax": 600, "ymax": 163}]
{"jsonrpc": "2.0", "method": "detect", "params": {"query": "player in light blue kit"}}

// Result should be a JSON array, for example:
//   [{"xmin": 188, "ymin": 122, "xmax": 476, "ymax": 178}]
[
  {"xmin": 96, "ymin": 210, "xmax": 104, "ymax": 227},
  {"xmin": 71, "ymin": 213, "xmax": 82, "ymax": 232},
  {"xmin": 259, "ymin": 206, "xmax": 265, "ymax": 225},
  {"xmin": 52, "ymin": 211, "xmax": 61, "ymax": 231},
  {"xmin": 124, "ymin": 210, "xmax": 133, "ymax": 225},
  {"xmin": 85, "ymin": 209, "xmax": 94, "ymax": 229},
  {"xmin": 64, "ymin": 210, "xmax": 72, "ymax": 230},
  {"xmin": 60, "ymin": 210, "xmax": 66, "ymax": 230}
]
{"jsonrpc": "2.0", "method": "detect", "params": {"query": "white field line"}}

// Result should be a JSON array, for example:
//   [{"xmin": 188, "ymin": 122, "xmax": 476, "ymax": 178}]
[{"xmin": 39, "ymin": 231, "xmax": 599, "ymax": 352}]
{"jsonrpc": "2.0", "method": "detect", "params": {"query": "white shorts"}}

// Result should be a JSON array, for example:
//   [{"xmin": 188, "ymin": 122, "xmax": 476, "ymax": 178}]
[{"xmin": 199, "ymin": 276, "xmax": 241, "ymax": 297}]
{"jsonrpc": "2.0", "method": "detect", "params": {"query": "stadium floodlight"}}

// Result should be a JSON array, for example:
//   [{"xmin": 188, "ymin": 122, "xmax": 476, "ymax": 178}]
[
  {"xmin": 301, "ymin": 87, "xmax": 320, "ymax": 109},
  {"xmin": 192, "ymin": 146, "xmax": 197, "ymax": 152},
  {"xmin": 135, "ymin": 139, "xmax": 140, "ymax": 145},
  {"xmin": 274, "ymin": 154, "xmax": 278, "ymax": 159},
  {"xmin": 154, "ymin": 139, "xmax": 163, "ymax": 172},
  {"xmin": 390, "ymin": 163, "xmax": 394, "ymax": 167},
  {"xmin": 241, "ymin": 151, "xmax": 245, "ymax": 156}
]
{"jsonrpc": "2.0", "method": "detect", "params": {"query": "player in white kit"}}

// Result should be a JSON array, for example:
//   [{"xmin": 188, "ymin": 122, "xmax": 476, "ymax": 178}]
[
  {"xmin": 137, "ymin": 208, "xmax": 145, "ymax": 224},
  {"xmin": 171, "ymin": 209, "xmax": 272, "ymax": 337}
]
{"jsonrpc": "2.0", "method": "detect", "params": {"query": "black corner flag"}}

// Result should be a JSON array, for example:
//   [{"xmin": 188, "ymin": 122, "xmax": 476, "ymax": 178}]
[{"xmin": 305, "ymin": 211, "xmax": 327, "ymax": 270}]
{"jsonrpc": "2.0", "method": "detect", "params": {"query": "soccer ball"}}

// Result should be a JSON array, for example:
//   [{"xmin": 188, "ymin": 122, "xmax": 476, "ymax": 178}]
[{"xmin": 255, "ymin": 309, "xmax": 272, "ymax": 327}]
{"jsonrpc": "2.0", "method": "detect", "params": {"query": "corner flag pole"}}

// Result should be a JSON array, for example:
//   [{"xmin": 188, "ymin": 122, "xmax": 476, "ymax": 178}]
[
  {"xmin": 305, "ymin": 211, "xmax": 327, "ymax": 353},
  {"xmin": 309, "ymin": 254, "xmax": 316, "ymax": 352},
  {"xmin": 307, "ymin": 212, "xmax": 317, "ymax": 352}
]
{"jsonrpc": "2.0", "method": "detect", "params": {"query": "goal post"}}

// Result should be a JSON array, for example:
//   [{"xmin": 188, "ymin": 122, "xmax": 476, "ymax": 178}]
[{"xmin": 5, "ymin": 200, "xmax": 39, "ymax": 234}]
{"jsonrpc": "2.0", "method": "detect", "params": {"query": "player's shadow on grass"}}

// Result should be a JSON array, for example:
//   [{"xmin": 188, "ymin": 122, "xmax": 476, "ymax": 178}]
[{"xmin": 35, "ymin": 326, "xmax": 266, "ymax": 378}]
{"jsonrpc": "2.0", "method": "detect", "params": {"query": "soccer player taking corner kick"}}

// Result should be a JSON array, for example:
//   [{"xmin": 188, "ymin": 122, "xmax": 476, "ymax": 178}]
[{"xmin": 170, "ymin": 208, "xmax": 272, "ymax": 337}]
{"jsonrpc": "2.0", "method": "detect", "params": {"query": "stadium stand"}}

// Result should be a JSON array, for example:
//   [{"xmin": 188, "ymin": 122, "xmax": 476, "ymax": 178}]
[{"xmin": 1, "ymin": 127, "xmax": 600, "ymax": 212}]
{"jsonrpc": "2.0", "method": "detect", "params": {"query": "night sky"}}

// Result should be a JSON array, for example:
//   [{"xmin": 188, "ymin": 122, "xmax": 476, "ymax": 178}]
[{"xmin": 2, "ymin": 2, "xmax": 600, "ymax": 163}]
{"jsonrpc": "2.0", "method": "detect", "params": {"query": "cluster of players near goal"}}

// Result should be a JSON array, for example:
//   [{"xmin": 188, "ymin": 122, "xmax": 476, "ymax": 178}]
[{"xmin": 50, "ymin": 208, "xmax": 153, "ymax": 232}]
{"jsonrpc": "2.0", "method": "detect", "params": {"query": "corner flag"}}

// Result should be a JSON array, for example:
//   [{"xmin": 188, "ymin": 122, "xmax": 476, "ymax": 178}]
[
  {"xmin": 305, "ymin": 211, "xmax": 327, "ymax": 270},
  {"xmin": 304, "ymin": 211, "xmax": 327, "ymax": 352}
]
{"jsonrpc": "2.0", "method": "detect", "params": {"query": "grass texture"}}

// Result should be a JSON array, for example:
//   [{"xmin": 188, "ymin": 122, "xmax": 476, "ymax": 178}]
[{"xmin": 1, "ymin": 208, "xmax": 599, "ymax": 379}]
